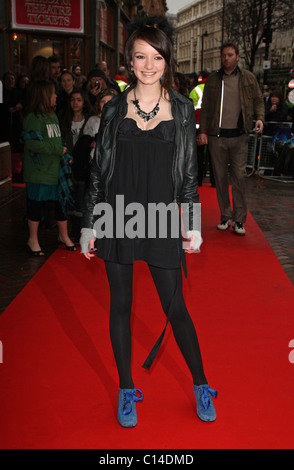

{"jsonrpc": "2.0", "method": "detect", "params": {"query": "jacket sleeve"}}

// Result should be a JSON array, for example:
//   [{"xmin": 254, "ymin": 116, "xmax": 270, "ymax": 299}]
[
  {"xmin": 25, "ymin": 138, "xmax": 63, "ymax": 156},
  {"xmin": 82, "ymin": 123, "xmax": 104, "ymax": 229},
  {"xmin": 24, "ymin": 114, "xmax": 64, "ymax": 156},
  {"xmin": 181, "ymin": 101, "xmax": 201, "ymax": 233}
]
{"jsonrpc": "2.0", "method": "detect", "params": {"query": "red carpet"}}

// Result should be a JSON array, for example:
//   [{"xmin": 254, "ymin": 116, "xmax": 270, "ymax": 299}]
[{"xmin": 0, "ymin": 185, "xmax": 294, "ymax": 450}]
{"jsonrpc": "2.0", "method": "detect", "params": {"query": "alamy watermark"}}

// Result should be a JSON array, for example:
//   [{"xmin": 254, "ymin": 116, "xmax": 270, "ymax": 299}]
[
  {"xmin": 0, "ymin": 340, "xmax": 3, "ymax": 363},
  {"xmin": 93, "ymin": 196, "xmax": 201, "ymax": 250},
  {"xmin": 289, "ymin": 339, "xmax": 294, "ymax": 364}
]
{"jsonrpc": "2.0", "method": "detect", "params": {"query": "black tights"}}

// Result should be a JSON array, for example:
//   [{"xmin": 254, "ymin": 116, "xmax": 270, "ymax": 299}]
[{"xmin": 105, "ymin": 261, "xmax": 207, "ymax": 388}]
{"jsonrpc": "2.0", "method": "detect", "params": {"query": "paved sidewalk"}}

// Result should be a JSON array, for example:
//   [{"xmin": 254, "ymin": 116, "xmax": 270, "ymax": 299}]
[
  {"xmin": 0, "ymin": 174, "xmax": 293, "ymax": 314},
  {"xmin": 245, "ymin": 174, "xmax": 294, "ymax": 285}
]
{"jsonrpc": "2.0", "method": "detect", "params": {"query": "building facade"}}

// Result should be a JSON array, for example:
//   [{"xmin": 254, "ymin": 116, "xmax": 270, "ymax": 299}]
[{"xmin": 176, "ymin": 0, "xmax": 224, "ymax": 75}]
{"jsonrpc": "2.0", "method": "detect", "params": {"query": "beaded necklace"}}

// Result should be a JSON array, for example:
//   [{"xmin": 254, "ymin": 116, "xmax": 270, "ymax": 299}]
[{"xmin": 132, "ymin": 88, "xmax": 162, "ymax": 122}]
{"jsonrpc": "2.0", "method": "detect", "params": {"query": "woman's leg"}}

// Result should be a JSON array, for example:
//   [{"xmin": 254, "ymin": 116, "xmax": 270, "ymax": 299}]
[
  {"xmin": 148, "ymin": 265, "xmax": 207, "ymax": 386},
  {"xmin": 26, "ymin": 199, "xmax": 43, "ymax": 253},
  {"xmin": 27, "ymin": 220, "xmax": 42, "ymax": 252},
  {"xmin": 104, "ymin": 261, "xmax": 134, "ymax": 389},
  {"xmin": 55, "ymin": 202, "xmax": 75, "ymax": 247},
  {"xmin": 57, "ymin": 220, "xmax": 75, "ymax": 246}
]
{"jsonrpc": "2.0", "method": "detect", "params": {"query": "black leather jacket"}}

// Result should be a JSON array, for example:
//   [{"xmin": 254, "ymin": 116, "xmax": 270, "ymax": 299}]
[{"xmin": 83, "ymin": 85, "xmax": 199, "ymax": 231}]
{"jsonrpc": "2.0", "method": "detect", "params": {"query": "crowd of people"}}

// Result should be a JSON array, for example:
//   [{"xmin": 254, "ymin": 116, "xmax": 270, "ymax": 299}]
[
  {"xmin": 0, "ymin": 56, "xmax": 123, "ymax": 183},
  {"xmin": 0, "ymin": 54, "xmax": 123, "ymax": 253}
]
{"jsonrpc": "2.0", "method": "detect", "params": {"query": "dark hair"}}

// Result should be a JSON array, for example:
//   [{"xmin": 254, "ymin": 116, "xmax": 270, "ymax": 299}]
[
  {"xmin": 173, "ymin": 72, "xmax": 190, "ymax": 97},
  {"xmin": 29, "ymin": 56, "xmax": 51, "ymax": 81},
  {"xmin": 270, "ymin": 88, "xmax": 284, "ymax": 102},
  {"xmin": 48, "ymin": 54, "xmax": 60, "ymax": 64},
  {"xmin": 70, "ymin": 88, "xmax": 93, "ymax": 111},
  {"xmin": 96, "ymin": 88, "xmax": 118, "ymax": 115},
  {"xmin": 124, "ymin": 23, "xmax": 176, "ymax": 90},
  {"xmin": 59, "ymin": 88, "xmax": 94, "ymax": 126},
  {"xmin": 2, "ymin": 70, "xmax": 15, "ymax": 81},
  {"xmin": 23, "ymin": 80, "xmax": 55, "ymax": 117},
  {"xmin": 221, "ymin": 43, "xmax": 239, "ymax": 56}
]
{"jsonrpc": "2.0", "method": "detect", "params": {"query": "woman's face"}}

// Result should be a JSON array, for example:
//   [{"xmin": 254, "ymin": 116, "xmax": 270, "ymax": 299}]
[
  {"xmin": 131, "ymin": 39, "xmax": 166, "ymax": 86},
  {"xmin": 61, "ymin": 73, "xmax": 75, "ymax": 93},
  {"xmin": 271, "ymin": 95, "xmax": 280, "ymax": 105},
  {"xmin": 70, "ymin": 93, "xmax": 84, "ymax": 113}
]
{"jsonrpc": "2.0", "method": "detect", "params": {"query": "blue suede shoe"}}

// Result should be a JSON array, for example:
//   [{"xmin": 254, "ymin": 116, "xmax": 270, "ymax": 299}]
[
  {"xmin": 117, "ymin": 388, "xmax": 143, "ymax": 428},
  {"xmin": 193, "ymin": 384, "xmax": 217, "ymax": 422}
]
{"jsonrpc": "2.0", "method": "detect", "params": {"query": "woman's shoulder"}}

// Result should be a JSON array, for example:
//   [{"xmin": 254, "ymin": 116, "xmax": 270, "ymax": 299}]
[
  {"xmin": 100, "ymin": 91, "xmax": 127, "ymax": 123},
  {"xmin": 169, "ymin": 88, "xmax": 193, "ymax": 104},
  {"xmin": 83, "ymin": 115, "xmax": 100, "ymax": 135},
  {"xmin": 23, "ymin": 111, "xmax": 48, "ymax": 126},
  {"xmin": 85, "ymin": 115, "xmax": 100, "ymax": 125},
  {"xmin": 169, "ymin": 88, "xmax": 194, "ymax": 115},
  {"xmin": 104, "ymin": 91, "xmax": 125, "ymax": 110}
]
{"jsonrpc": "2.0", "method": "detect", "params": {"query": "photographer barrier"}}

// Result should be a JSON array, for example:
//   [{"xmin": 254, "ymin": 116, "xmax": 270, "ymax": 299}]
[
  {"xmin": 246, "ymin": 132, "xmax": 258, "ymax": 175},
  {"xmin": 246, "ymin": 122, "xmax": 294, "ymax": 183}
]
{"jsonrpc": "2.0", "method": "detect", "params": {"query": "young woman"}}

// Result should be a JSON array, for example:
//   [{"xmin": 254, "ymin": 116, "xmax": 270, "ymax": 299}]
[
  {"xmin": 22, "ymin": 80, "xmax": 76, "ymax": 255},
  {"xmin": 68, "ymin": 88, "xmax": 119, "ymax": 232},
  {"xmin": 80, "ymin": 17, "xmax": 217, "ymax": 427},
  {"xmin": 59, "ymin": 88, "xmax": 93, "ymax": 154},
  {"xmin": 265, "ymin": 89, "xmax": 289, "ymax": 124},
  {"xmin": 59, "ymin": 89, "xmax": 94, "ymax": 242},
  {"xmin": 264, "ymin": 88, "xmax": 289, "ymax": 137}
]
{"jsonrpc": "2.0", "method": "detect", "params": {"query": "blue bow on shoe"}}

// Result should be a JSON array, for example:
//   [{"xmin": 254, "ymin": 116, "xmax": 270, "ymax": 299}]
[
  {"xmin": 123, "ymin": 389, "xmax": 143, "ymax": 415},
  {"xmin": 200, "ymin": 387, "xmax": 217, "ymax": 410}
]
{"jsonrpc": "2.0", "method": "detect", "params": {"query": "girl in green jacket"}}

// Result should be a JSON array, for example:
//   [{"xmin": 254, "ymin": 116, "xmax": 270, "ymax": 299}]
[{"xmin": 23, "ymin": 79, "xmax": 76, "ymax": 256}]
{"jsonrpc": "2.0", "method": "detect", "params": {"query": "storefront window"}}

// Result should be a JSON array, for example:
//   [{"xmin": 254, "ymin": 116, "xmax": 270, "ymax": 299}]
[
  {"xmin": 71, "ymin": 38, "xmax": 84, "ymax": 69},
  {"xmin": 10, "ymin": 33, "xmax": 27, "ymax": 75},
  {"xmin": 32, "ymin": 38, "xmax": 65, "ymax": 67}
]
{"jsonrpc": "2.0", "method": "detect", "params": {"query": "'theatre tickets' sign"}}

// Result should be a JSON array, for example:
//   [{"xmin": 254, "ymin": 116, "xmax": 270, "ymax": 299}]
[{"xmin": 11, "ymin": 0, "xmax": 84, "ymax": 33}]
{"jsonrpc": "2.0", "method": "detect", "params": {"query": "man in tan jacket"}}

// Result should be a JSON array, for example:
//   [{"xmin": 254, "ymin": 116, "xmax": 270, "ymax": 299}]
[{"xmin": 198, "ymin": 43, "xmax": 264, "ymax": 235}]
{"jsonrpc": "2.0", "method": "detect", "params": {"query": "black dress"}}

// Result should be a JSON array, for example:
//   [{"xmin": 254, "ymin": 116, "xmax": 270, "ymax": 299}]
[{"xmin": 95, "ymin": 117, "xmax": 182, "ymax": 268}]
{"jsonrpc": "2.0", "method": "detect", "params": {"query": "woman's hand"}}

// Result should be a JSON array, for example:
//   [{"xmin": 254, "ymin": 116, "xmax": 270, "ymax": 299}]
[
  {"xmin": 197, "ymin": 133, "xmax": 208, "ymax": 145},
  {"xmin": 90, "ymin": 86, "xmax": 101, "ymax": 97},
  {"xmin": 185, "ymin": 234, "xmax": 200, "ymax": 254},
  {"xmin": 82, "ymin": 237, "xmax": 96, "ymax": 260}
]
